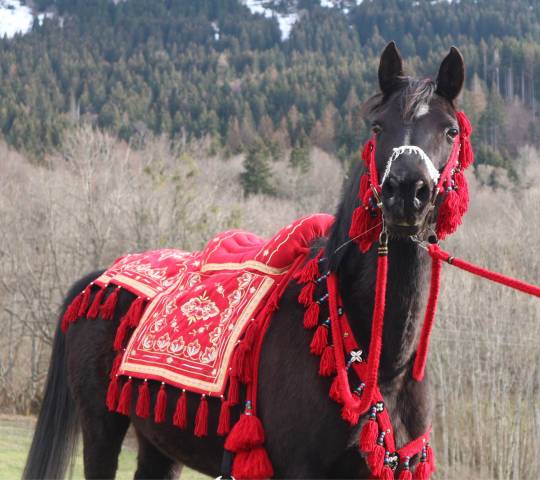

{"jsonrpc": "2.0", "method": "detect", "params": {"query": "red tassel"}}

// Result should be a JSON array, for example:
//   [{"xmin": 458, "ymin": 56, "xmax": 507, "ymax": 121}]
[
  {"xmin": 113, "ymin": 317, "xmax": 131, "ymax": 351},
  {"xmin": 413, "ymin": 461, "xmax": 431, "ymax": 480},
  {"xmin": 224, "ymin": 413, "xmax": 265, "ymax": 452},
  {"xmin": 106, "ymin": 375, "xmax": 120, "ymax": 411},
  {"xmin": 228, "ymin": 375, "xmax": 240, "ymax": 405},
  {"xmin": 135, "ymin": 380, "xmax": 150, "ymax": 418},
  {"xmin": 126, "ymin": 297, "xmax": 145, "ymax": 328},
  {"xmin": 217, "ymin": 399, "xmax": 231, "ymax": 436},
  {"xmin": 242, "ymin": 321, "xmax": 258, "ymax": 349},
  {"xmin": 303, "ymin": 301, "xmax": 320, "ymax": 329},
  {"xmin": 86, "ymin": 288, "xmax": 105, "ymax": 319},
  {"xmin": 298, "ymin": 282, "xmax": 316, "ymax": 307},
  {"xmin": 319, "ymin": 345, "xmax": 335, "ymax": 376},
  {"xmin": 232, "ymin": 344, "xmax": 253, "ymax": 384},
  {"xmin": 359, "ymin": 418, "xmax": 378, "ymax": 453},
  {"xmin": 194, "ymin": 395, "xmax": 209, "ymax": 437},
  {"xmin": 341, "ymin": 406, "xmax": 360, "ymax": 425},
  {"xmin": 61, "ymin": 292, "xmax": 83, "ymax": 332},
  {"xmin": 232, "ymin": 446, "xmax": 274, "ymax": 480},
  {"xmin": 77, "ymin": 287, "xmax": 92, "ymax": 317},
  {"xmin": 381, "ymin": 465, "xmax": 394, "ymax": 480},
  {"xmin": 309, "ymin": 323, "xmax": 328, "ymax": 355},
  {"xmin": 154, "ymin": 383, "xmax": 167, "ymax": 423},
  {"xmin": 173, "ymin": 390, "xmax": 188, "ymax": 429},
  {"xmin": 399, "ymin": 468, "xmax": 413, "ymax": 480},
  {"xmin": 329, "ymin": 375, "xmax": 342, "ymax": 403},
  {"xmin": 367, "ymin": 443, "xmax": 385, "ymax": 477},
  {"xmin": 110, "ymin": 352, "xmax": 123, "ymax": 379},
  {"xmin": 426, "ymin": 446, "xmax": 436, "ymax": 473},
  {"xmin": 116, "ymin": 377, "xmax": 132, "ymax": 415},
  {"xmin": 293, "ymin": 251, "xmax": 322, "ymax": 283},
  {"xmin": 100, "ymin": 287, "xmax": 120, "ymax": 320}
]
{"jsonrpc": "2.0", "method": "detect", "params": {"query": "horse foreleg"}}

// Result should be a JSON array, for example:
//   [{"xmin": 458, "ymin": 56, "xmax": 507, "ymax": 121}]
[{"xmin": 134, "ymin": 429, "xmax": 180, "ymax": 479}]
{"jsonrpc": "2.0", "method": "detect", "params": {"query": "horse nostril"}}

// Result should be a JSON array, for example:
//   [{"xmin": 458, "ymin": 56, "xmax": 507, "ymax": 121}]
[
  {"xmin": 382, "ymin": 177, "xmax": 399, "ymax": 199},
  {"xmin": 414, "ymin": 181, "xmax": 430, "ymax": 206}
]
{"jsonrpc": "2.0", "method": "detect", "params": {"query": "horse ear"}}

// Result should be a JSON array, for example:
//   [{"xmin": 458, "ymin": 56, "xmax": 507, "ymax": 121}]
[
  {"xmin": 378, "ymin": 41, "xmax": 404, "ymax": 95},
  {"xmin": 436, "ymin": 47, "xmax": 465, "ymax": 102}
]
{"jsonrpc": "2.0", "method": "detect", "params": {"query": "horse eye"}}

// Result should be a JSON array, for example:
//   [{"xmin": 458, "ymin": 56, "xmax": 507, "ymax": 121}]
[
  {"xmin": 372, "ymin": 123, "xmax": 382, "ymax": 135},
  {"xmin": 446, "ymin": 127, "xmax": 459, "ymax": 139}
]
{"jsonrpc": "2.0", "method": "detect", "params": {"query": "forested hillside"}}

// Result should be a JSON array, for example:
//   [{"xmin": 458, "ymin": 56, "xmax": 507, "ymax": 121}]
[{"xmin": 2, "ymin": 0, "xmax": 540, "ymax": 168}]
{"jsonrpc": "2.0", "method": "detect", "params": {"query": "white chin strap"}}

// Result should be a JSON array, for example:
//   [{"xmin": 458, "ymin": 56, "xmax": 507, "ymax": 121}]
[{"xmin": 380, "ymin": 145, "xmax": 440, "ymax": 186}]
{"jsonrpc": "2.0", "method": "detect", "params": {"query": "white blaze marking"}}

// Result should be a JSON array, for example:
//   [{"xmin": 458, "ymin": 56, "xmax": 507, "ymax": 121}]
[
  {"xmin": 416, "ymin": 103, "xmax": 430, "ymax": 118},
  {"xmin": 380, "ymin": 145, "xmax": 440, "ymax": 186}
]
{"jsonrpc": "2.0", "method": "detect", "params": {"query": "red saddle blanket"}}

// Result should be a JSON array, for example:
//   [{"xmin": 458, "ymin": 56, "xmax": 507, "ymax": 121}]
[{"xmin": 87, "ymin": 214, "xmax": 333, "ymax": 396}]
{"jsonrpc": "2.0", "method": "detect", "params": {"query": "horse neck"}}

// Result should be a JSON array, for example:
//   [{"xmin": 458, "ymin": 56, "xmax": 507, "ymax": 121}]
[{"xmin": 334, "ymin": 239, "xmax": 431, "ymax": 380}]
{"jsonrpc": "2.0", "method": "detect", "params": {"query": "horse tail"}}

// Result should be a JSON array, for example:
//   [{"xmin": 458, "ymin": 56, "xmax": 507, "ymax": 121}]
[{"xmin": 23, "ymin": 272, "xmax": 101, "ymax": 479}]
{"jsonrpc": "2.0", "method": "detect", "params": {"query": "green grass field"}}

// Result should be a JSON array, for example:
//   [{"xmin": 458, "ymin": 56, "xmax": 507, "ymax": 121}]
[{"xmin": 0, "ymin": 415, "xmax": 205, "ymax": 479}]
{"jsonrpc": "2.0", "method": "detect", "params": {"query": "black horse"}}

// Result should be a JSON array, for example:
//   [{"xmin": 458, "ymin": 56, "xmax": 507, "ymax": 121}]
[{"xmin": 24, "ymin": 42, "xmax": 465, "ymax": 479}]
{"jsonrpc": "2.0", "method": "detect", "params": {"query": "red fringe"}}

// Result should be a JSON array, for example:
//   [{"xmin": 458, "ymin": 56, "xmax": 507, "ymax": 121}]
[
  {"xmin": 298, "ymin": 282, "xmax": 316, "ymax": 307},
  {"xmin": 293, "ymin": 250, "xmax": 322, "ymax": 284},
  {"xmin": 77, "ymin": 287, "xmax": 92, "ymax": 317},
  {"xmin": 242, "ymin": 321, "xmax": 258, "ymax": 349},
  {"xmin": 173, "ymin": 390, "xmax": 188, "ymax": 429},
  {"xmin": 359, "ymin": 418, "xmax": 378, "ymax": 453},
  {"xmin": 106, "ymin": 375, "xmax": 120, "ymax": 411},
  {"xmin": 194, "ymin": 395, "xmax": 209, "ymax": 437},
  {"xmin": 100, "ymin": 287, "xmax": 120, "ymax": 320},
  {"xmin": 303, "ymin": 301, "xmax": 320, "ymax": 329},
  {"xmin": 399, "ymin": 468, "xmax": 413, "ymax": 480},
  {"xmin": 232, "ymin": 446, "xmax": 274, "ymax": 480},
  {"xmin": 366, "ymin": 443, "xmax": 385, "ymax": 477},
  {"xmin": 217, "ymin": 399, "xmax": 231, "ymax": 436},
  {"xmin": 116, "ymin": 378, "xmax": 132, "ymax": 415},
  {"xmin": 232, "ymin": 344, "xmax": 253, "ymax": 384},
  {"xmin": 309, "ymin": 324, "xmax": 328, "ymax": 355},
  {"xmin": 224, "ymin": 413, "xmax": 265, "ymax": 452},
  {"xmin": 126, "ymin": 297, "xmax": 146, "ymax": 328},
  {"xmin": 381, "ymin": 465, "xmax": 394, "ymax": 480},
  {"xmin": 110, "ymin": 352, "xmax": 123, "ymax": 379},
  {"xmin": 87, "ymin": 288, "xmax": 105, "ymax": 319},
  {"xmin": 61, "ymin": 293, "xmax": 82, "ymax": 332},
  {"xmin": 319, "ymin": 345, "xmax": 335, "ymax": 376},
  {"xmin": 135, "ymin": 381, "xmax": 150, "ymax": 418},
  {"xmin": 341, "ymin": 406, "xmax": 360, "ymax": 425},
  {"xmin": 329, "ymin": 375, "xmax": 342, "ymax": 403},
  {"xmin": 113, "ymin": 316, "xmax": 131, "ymax": 351},
  {"xmin": 154, "ymin": 383, "xmax": 167, "ymax": 423},
  {"xmin": 413, "ymin": 461, "xmax": 431, "ymax": 480},
  {"xmin": 228, "ymin": 375, "xmax": 240, "ymax": 405}
]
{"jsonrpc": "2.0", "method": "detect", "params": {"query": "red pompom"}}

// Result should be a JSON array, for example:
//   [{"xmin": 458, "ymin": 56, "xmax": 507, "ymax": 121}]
[
  {"xmin": 413, "ymin": 461, "xmax": 431, "ymax": 480},
  {"xmin": 232, "ymin": 447, "xmax": 274, "ymax": 480},
  {"xmin": 309, "ymin": 324, "xmax": 328, "ymax": 355},
  {"xmin": 87, "ymin": 288, "xmax": 105, "ymax": 319},
  {"xmin": 303, "ymin": 301, "xmax": 320, "ymax": 329},
  {"xmin": 135, "ymin": 380, "xmax": 150, "ymax": 418},
  {"xmin": 366, "ymin": 443, "xmax": 385, "ymax": 477},
  {"xmin": 100, "ymin": 287, "xmax": 120, "ymax": 320},
  {"xmin": 225, "ymin": 413, "xmax": 265, "ymax": 452},
  {"xmin": 217, "ymin": 399, "xmax": 231, "ymax": 436},
  {"xmin": 173, "ymin": 390, "xmax": 188, "ymax": 429},
  {"xmin": 116, "ymin": 378, "xmax": 132, "ymax": 416},
  {"xmin": 298, "ymin": 282, "xmax": 316, "ymax": 307},
  {"xmin": 77, "ymin": 287, "xmax": 92, "ymax": 317},
  {"xmin": 106, "ymin": 376, "xmax": 120, "ymax": 411},
  {"xmin": 399, "ymin": 468, "xmax": 413, "ymax": 480},
  {"xmin": 319, "ymin": 345, "xmax": 336, "ymax": 376},
  {"xmin": 381, "ymin": 465, "xmax": 394, "ymax": 480},
  {"xmin": 359, "ymin": 418, "xmax": 378, "ymax": 453},
  {"xmin": 154, "ymin": 383, "xmax": 167, "ymax": 423},
  {"xmin": 194, "ymin": 395, "xmax": 209, "ymax": 437}
]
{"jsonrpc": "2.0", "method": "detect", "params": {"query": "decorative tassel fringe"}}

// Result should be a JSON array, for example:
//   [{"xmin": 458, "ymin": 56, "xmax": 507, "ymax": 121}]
[
  {"xmin": 61, "ymin": 292, "xmax": 83, "ymax": 332},
  {"xmin": 359, "ymin": 418, "xmax": 378, "ymax": 453},
  {"xmin": 228, "ymin": 376, "xmax": 240, "ymax": 405},
  {"xmin": 293, "ymin": 251, "xmax": 322, "ymax": 284},
  {"xmin": 135, "ymin": 380, "xmax": 150, "ymax": 418},
  {"xmin": 413, "ymin": 461, "xmax": 431, "ymax": 480},
  {"xmin": 116, "ymin": 378, "xmax": 132, "ymax": 415},
  {"xmin": 126, "ymin": 297, "xmax": 146, "ymax": 328},
  {"xmin": 217, "ymin": 399, "xmax": 231, "ymax": 436},
  {"xmin": 232, "ymin": 446, "xmax": 274, "ymax": 480},
  {"xmin": 77, "ymin": 287, "xmax": 92, "ymax": 317},
  {"xmin": 381, "ymin": 465, "xmax": 394, "ymax": 480},
  {"xmin": 113, "ymin": 317, "xmax": 131, "ymax": 351},
  {"xmin": 309, "ymin": 324, "xmax": 328, "ymax": 355},
  {"xmin": 399, "ymin": 468, "xmax": 413, "ymax": 480},
  {"xmin": 106, "ymin": 375, "xmax": 119, "ymax": 411},
  {"xmin": 225, "ymin": 413, "xmax": 265, "ymax": 452},
  {"xmin": 194, "ymin": 395, "xmax": 209, "ymax": 437},
  {"xmin": 426, "ymin": 446, "xmax": 436, "ymax": 473},
  {"xmin": 366, "ymin": 443, "xmax": 385, "ymax": 477},
  {"xmin": 303, "ymin": 301, "xmax": 320, "ymax": 329},
  {"xmin": 110, "ymin": 353, "xmax": 122, "ymax": 379},
  {"xmin": 319, "ymin": 345, "xmax": 335, "ymax": 376},
  {"xmin": 232, "ymin": 344, "xmax": 253, "ymax": 385},
  {"xmin": 298, "ymin": 282, "xmax": 316, "ymax": 307},
  {"xmin": 173, "ymin": 390, "xmax": 188, "ymax": 429},
  {"xmin": 100, "ymin": 287, "xmax": 120, "ymax": 320},
  {"xmin": 154, "ymin": 383, "xmax": 167, "ymax": 423},
  {"xmin": 87, "ymin": 288, "xmax": 105, "ymax": 319},
  {"xmin": 329, "ymin": 375, "xmax": 342, "ymax": 403},
  {"xmin": 341, "ymin": 406, "xmax": 360, "ymax": 425}
]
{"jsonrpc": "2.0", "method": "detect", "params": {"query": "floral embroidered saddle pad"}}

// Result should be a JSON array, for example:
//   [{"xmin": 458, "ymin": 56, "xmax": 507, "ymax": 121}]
[{"xmin": 92, "ymin": 214, "xmax": 333, "ymax": 396}]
